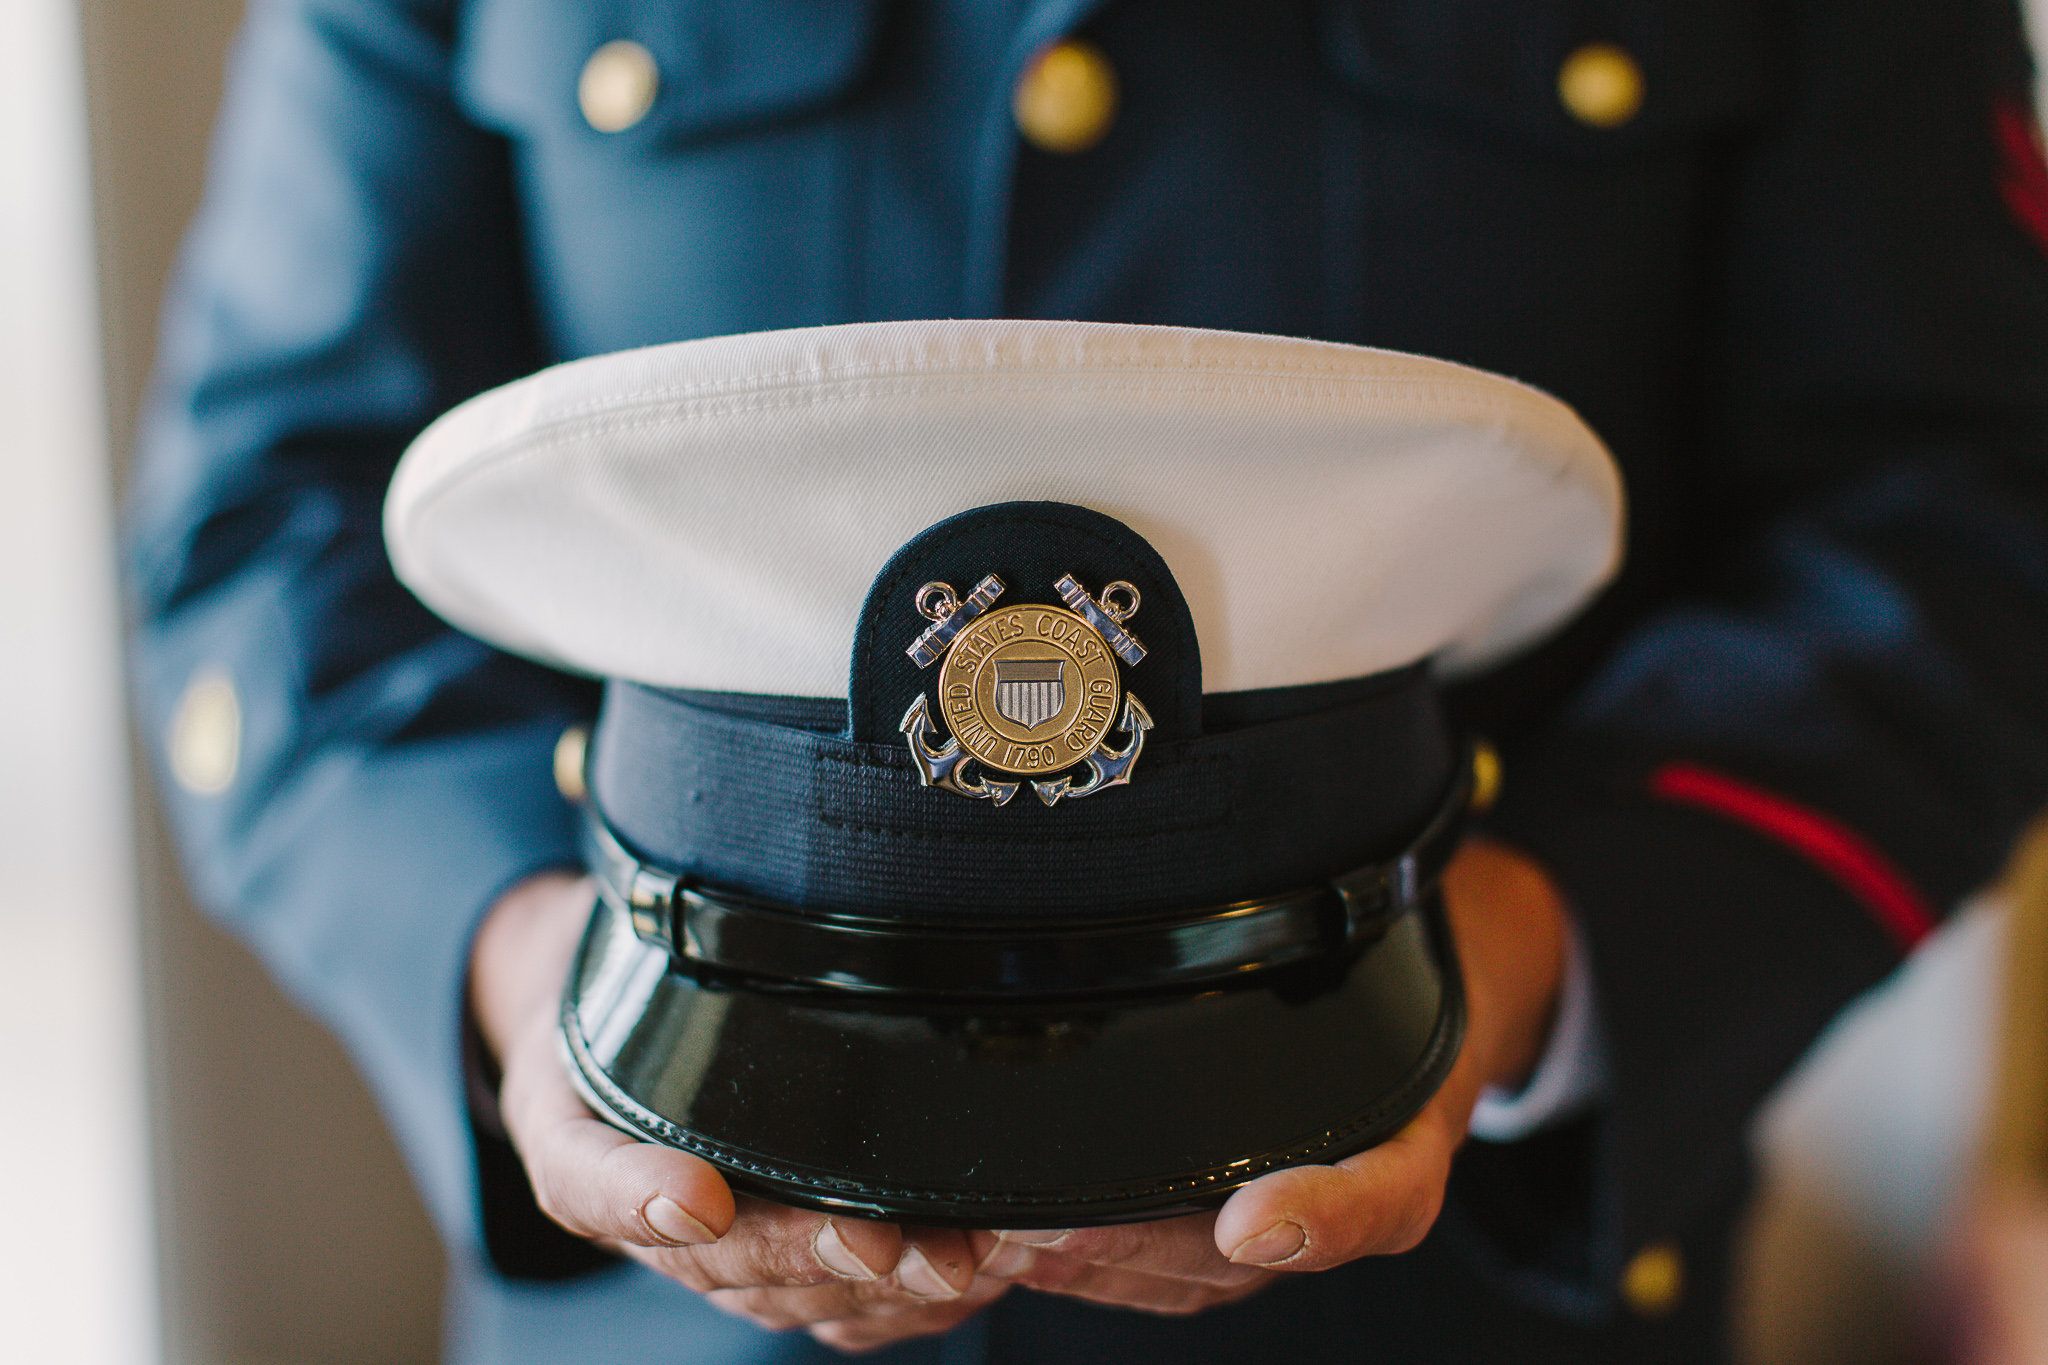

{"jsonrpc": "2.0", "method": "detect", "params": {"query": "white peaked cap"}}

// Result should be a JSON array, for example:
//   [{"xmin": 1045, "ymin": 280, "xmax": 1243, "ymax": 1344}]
[{"xmin": 386, "ymin": 321, "xmax": 1624, "ymax": 695}]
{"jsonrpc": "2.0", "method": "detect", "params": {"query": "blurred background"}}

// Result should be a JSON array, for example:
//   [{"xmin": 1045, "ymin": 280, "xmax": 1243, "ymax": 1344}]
[
  {"xmin": 2, "ymin": 1, "xmax": 2045, "ymax": 1362},
  {"xmin": 4, "ymin": 0, "xmax": 442, "ymax": 1360}
]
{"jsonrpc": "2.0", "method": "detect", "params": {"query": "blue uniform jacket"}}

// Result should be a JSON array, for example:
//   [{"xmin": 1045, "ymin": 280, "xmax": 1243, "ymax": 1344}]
[{"xmin": 128, "ymin": 0, "xmax": 2048, "ymax": 1359}]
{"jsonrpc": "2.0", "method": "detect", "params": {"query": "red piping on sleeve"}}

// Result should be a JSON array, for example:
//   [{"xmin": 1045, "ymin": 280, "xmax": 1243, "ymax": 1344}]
[
  {"xmin": 1995, "ymin": 97, "xmax": 2048, "ymax": 257},
  {"xmin": 1648, "ymin": 762, "xmax": 1936, "ymax": 952}
]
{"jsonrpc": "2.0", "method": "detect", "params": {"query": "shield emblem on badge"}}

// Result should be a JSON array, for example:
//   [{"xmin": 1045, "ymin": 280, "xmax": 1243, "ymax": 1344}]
[{"xmin": 994, "ymin": 659, "xmax": 1066, "ymax": 730}]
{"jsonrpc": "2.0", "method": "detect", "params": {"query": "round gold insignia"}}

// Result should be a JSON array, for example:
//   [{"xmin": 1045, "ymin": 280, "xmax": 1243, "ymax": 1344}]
[{"xmin": 940, "ymin": 604, "xmax": 1121, "ymax": 775}]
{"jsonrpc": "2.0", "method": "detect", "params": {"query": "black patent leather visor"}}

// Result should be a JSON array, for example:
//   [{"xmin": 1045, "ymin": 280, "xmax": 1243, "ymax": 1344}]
[{"xmin": 560, "ymin": 889, "xmax": 1463, "ymax": 1226}]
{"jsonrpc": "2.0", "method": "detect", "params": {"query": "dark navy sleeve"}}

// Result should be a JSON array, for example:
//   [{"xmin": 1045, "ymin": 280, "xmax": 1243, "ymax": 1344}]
[
  {"xmin": 1478, "ymin": 0, "xmax": 2048, "ymax": 1285},
  {"xmin": 125, "ymin": 0, "xmax": 596, "ymax": 1263}
]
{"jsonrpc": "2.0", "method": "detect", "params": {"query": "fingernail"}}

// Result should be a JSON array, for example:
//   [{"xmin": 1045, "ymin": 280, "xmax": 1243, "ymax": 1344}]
[
  {"xmin": 814, "ymin": 1219, "xmax": 881, "ymax": 1280},
  {"xmin": 998, "ymin": 1228, "xmax": 1070, "ymax": 1246},
  {"xmin": 976, "ymin": 1239, "xmax": 1035, "ymax": 1276},
  {"xmin": 642, "ymin": 1196, "xmax": 716, "ymax": 1246},
  {"xmin": 896, "ymin": 1246, "xmax": 961, "ymax": 1299},
  {"xmin": 1229, "ymin": 1220, "xmax": 1307, "ymax": 1266}
]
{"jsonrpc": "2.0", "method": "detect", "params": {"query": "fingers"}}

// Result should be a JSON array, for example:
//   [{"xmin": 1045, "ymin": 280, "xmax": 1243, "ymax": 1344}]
[
  {"xmin": 628, "ymin": 1197, "xmax": 906, "ymax": 1295},
  {"xmin": 680, "ymin": 1222, "xmax": 968, "ymax": 1305},
  {"xmin": 693, "ymin": 1227, "xmax": 997, "ymax": 1344},
  {"xmin": 896, "ymin": 1226, "xmax": 979, "ymax": 1299},
  {"xmin": 983, "ymin": 1213, "xmax": 1265, "ymax": 1290},
  {"xmin": 806, "ymin": 1278, "xmax": 1012, "ymax": 1354},
  {"xmin": 500, "ymin": 1007, "xmax": 904, "ymax": 1291},
  {"xmin": 698, "ymin": 1235, "xmax": 983, "ymax": 1331},
  {"xmin": 1212, "ymin": 1102, "xmax": 1460, "ymax": 1272},
  {"xmin": 1164, "ymin": 837, "xmax": 1569, "ymax": 1282},
  {"xmin": 974, "ymin": 1241, "xmax": 1267, "ymax": 1316},
  {"xmin": 478, "ymin": 875, "xmax": 997, "ymax": 1342},
  {"xmin": 499, "ymin": 1025, "xmax": 736, "ymax": 1251},
  {"xmin": 496, "ymin": 961, "xmax": 930, "ymax": 1304},
  {"xmin": 967, "ymin": 1220, "xmax": 1273, "ymax": 1318}
]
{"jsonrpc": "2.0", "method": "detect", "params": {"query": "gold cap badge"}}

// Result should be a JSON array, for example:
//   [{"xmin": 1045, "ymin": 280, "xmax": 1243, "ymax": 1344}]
[{"xmin": 901, "ymin": 573, "xmax": 1153, "ymax": 806}]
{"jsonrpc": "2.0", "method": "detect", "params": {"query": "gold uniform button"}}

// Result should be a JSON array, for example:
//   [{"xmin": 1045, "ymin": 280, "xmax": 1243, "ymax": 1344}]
[
  {"xmin": 553, "ymin": 724, "xmax": 590, "ymax": 804},
  {"xmin": 1558, "ymin": 42, "xmax": 1645, "ymax": 129},
  {"xmin": 169, "ymin": 668, "xmax": 241, "ymax": 796},
  {"xmin": 1468, "ymin": 737, "xmax": 1503, "ymax": 814},
  {"xmin": 1012, "ymin": 40, "xmax": 1118, "ymax": 154},
  {"xmin": 579, "ymin": 40, "xmax": 660, "ymax": 134},
  {"xmin": 1621, "ymin": 1241, "xmax": 1685, "ymax": 1317}
]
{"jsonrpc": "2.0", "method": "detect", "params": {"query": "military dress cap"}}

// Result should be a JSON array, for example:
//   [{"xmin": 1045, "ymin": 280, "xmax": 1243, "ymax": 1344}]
[{"xmin": 388, "ymin": 320, "xmax": 1622, "ymax": 1226}]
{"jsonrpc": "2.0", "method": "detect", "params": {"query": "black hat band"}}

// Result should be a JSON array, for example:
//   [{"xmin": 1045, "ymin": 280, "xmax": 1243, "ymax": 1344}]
[
  {"xmin": 587, "ymin": 666, "xmax": 1456, "ymax": 926},
  {"xmin": 583, "ymin": 748, "xmax": 1470, "ymax": 999}
]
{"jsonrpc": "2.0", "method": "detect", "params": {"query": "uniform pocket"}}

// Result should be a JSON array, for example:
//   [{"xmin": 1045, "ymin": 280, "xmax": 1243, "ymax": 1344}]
[
  {"xmin": 457, "ymin": 0, "xmax": 886, "ymax": 151},
  {"xmin": 1315, "ymin": 0, "xmax": 1779, "ymax": 156}
]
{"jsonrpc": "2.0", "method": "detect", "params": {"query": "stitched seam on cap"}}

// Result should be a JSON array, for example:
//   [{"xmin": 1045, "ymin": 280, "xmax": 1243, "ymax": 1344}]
[
  {"xmin": 532, "ymin": 363, "xmax": 1568, "ymax": 428},
  {"xmin": 420, "ymin": 375, "xmax": 1592, "ymax": 507},
  {"xmin": 398, "ymin": 370, "xmax": 1604, "ymax": 535}
]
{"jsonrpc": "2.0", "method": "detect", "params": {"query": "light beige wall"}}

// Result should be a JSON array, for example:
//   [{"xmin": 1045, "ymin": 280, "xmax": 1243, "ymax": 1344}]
[
  {"xmin": 0, "ymin": 0, "xmax": 154, "ymax": 1358},
  {"xmin": 80, "ymin": 0, "xmax": 446, "ymax": 1361}
]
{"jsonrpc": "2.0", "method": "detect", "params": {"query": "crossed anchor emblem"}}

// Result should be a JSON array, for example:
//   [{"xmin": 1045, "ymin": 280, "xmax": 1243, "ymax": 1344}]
[{"xmin": 898, "ymin": 573, "xmax": 1153, "ymax": 807}]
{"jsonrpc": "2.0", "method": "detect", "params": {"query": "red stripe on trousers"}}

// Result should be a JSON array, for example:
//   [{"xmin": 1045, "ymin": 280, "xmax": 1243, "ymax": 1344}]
[
  {"xmin": 1995, "ymin": 97, "xmax": 2048, "ymax": 257},
  {"xmin": 1648, "ymin": 762, "xmax": 1937, "ymax": 951}
]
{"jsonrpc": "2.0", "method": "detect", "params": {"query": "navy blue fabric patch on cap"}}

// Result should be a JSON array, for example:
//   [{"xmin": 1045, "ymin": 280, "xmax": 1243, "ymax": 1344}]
[{"xmin": 846, "ymin": 501, "xmax": 1203, "ymax": 744}]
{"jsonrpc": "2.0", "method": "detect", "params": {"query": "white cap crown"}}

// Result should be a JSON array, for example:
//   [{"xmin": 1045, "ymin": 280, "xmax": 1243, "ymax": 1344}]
[{"xmin": 386, "ymin": 320, "xmax": 1624, "ymax": 695}]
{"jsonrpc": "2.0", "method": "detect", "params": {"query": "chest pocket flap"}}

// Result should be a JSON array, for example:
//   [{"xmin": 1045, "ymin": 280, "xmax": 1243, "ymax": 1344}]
[
  {"xmin": 1317, "ymin": 0, "xmax": 1780, "ymax": 154},
  {"xmin": 459, "ymin": 0, "xmax": 885, "ymax": 149}
]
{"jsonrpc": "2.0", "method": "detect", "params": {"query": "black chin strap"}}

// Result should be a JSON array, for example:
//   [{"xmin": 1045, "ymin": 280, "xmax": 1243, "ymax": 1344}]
[{"xmin": 583, "ymin": 745, "xmax": 1473, "ymax": 1000}]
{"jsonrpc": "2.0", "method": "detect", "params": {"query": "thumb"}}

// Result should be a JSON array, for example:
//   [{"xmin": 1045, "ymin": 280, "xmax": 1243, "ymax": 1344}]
[
  {"xmin": 1211, "ymin": 1098, "xmax": 1463, "ymax": 1272},
  {"xmin": 499, "ymin": 1016, "xmax": 736, "ymax": 1249}
]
